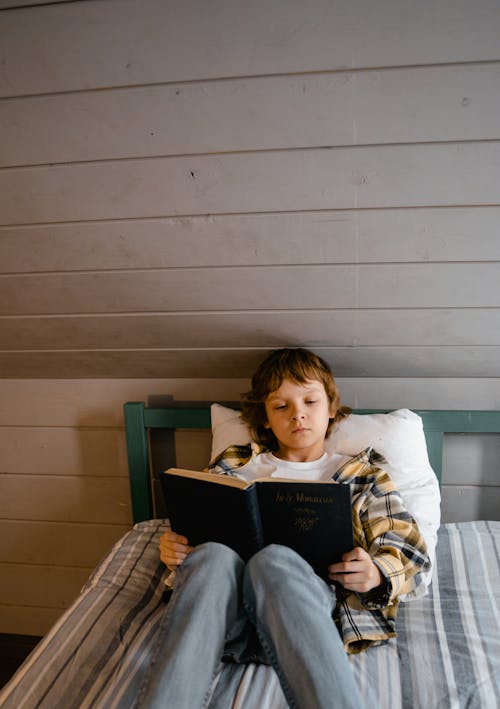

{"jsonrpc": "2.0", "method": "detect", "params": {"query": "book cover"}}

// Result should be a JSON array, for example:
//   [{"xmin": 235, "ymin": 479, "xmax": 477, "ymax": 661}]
[{"xmin": 161, "ymin": 468, "xmax": 353, "ymax": 581}]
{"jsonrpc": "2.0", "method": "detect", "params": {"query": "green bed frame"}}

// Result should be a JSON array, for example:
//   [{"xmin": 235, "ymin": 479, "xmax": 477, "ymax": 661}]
[{"xmin": 124, "ymin": 402, "xmax": 500, "ymax": 524}]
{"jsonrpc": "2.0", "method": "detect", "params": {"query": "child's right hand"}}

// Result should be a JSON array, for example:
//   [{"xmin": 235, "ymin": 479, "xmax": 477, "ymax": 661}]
[{"xmin": 159, "ymin": 530, "xmax": 193, "ymax": 569}]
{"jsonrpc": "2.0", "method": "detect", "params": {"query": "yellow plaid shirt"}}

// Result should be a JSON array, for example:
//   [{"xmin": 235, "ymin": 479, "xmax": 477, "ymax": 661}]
[{"xmin": 209, "ymin": 444, "xmax": 431, "ymax": 654}]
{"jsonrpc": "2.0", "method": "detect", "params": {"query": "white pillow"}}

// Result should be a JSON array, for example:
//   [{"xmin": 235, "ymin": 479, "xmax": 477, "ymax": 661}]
[
  {"xmin": 210, "ymin": 403, "xmax": 252, "ymax": 460},
  {"xmin": 210, "ymin": 403, "xmax": 440, "ymax": 599}
]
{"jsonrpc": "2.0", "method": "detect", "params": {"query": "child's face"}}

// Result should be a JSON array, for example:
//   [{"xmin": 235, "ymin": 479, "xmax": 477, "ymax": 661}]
[{"xmin": 264, "ymin": 378, "xmax": 336, "ymax": 462}]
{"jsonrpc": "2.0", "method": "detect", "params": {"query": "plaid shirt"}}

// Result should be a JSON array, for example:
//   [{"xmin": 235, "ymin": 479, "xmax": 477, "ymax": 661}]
[{"xmin": 209, "ymin": 444, "xmax": 431, "ymax": 654}]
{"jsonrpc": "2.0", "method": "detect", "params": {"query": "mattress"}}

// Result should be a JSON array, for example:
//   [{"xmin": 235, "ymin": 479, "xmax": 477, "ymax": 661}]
[{"xmin": 1, "ymin": 520, "xmax": 498, "ymax": 709}]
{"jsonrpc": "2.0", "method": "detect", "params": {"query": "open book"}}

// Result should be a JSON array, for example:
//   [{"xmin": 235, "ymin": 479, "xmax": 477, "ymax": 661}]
[{"xmin": 161, "ymin": 468, "xmax": 354, "ymax": 581}]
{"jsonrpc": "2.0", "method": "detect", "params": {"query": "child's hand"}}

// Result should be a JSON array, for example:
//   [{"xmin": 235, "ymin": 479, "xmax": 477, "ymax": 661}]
[
  {"xmin": 159, "ymin": 530, "xmax": 193, "ymax": 569},
  {"xmin": 328, "ymin": 547, "xmax": 383, "ymax": 593}
]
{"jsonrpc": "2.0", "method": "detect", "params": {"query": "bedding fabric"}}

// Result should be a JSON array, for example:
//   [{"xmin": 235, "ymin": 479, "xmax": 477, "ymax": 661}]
[{"xmin": 1, "ymin": 520, "xmax": 498, "ymax": 709}]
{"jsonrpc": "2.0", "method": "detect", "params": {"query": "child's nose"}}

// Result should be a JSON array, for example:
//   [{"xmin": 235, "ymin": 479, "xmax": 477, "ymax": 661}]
[{"xmin": 291, "ymin": 407, "xmax": 305, "ymax": 420}]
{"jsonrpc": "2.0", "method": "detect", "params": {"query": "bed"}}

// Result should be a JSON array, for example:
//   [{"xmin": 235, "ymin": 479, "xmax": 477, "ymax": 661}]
[{"xmin": 1, "ymin": 403, "xmax": 499, "ymax": 709}]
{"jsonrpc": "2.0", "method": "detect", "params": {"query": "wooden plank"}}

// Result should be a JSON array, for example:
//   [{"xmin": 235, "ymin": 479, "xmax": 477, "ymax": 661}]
[
  {"xmin": 2, "ymin": 208, "xmax": 500, "ymax": 273},
  {"xmin": 0, "ymin": 1, "xmax": 69, "ymax": 7},
  {"xmin": 0, "ymin": 427, "xmax": 128, "ymax": 476},
  {"xmin": 2, "ymin": 143, "xmax": 500, "ymax": 225},
  {"xmin": 0, "ymin": 606, "xmax": 63, "ymax": 636},
  {"xmin": 3, "ymin": 309, "xmax": 500, "ymax": 349},
  {"xmin": 2, "ymin": 346, "xmax": 500, "ymax": 379},
  {"xmin": 0, "ymin": 213, "xmax": 357, "ymax": 272},
  {"xmin": 441, "ymin": 485, "xmax": 500, "ymax": 523},
  {"xmin": 0, "ymin": 563, "xmax": 91, "ymax": 608},
  {"xmin": 1, "ymin": 0, "xmax": 500, "ymax": 97},
  {"xmin": 2, "ymin": 63, "xmax": 499, "ymax": 167},
  {"xmin": 357, "ymin": 263, "xmax": 500, "ymax": 309},
  {"xmin": 0, "ymin": 474, "xmax": 132, "ymax": 524},
  {"xmin": 338, "ymin": 379, "xmax": 500, "ymax": 411},
  {"xmin": 0, "ymin": 378, "xmax": 248, "ymax": 427},
  {"xmin": 2, "ymin": 378, "xmax": 500, "ymax": 428},
  {"xmin": 443, "ymin": 434, "xmax": 500, "ymax": 486},
  {"xmin": 0, "ymin": 520, "xmax": 129, "ymax": 566},
  {"xmin": 0, "ymin": 265, "xmax": 349, "ymax": 314},
  {"xmin": 1, "ymin": 263, "xmax": 499, "ymax": 315}
]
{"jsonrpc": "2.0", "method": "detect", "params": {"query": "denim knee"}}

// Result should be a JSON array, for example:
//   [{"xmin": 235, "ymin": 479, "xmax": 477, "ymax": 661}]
[
  {"xmin": 247, "ymin": 543, "xmax": 305, "ymax": 574},
  {"xmin": 188, "ymin": 541, "xmax": 241, "ymax": 564},
  {"xmin": 180, "ymin": 541, "xmax": 244, "ymax": 583},
  {"xmin": 244, "ymin": 544, "xmax": 305, "ymax": 593},
  {"xmin": 244, "ymin": 544, "xmax": 336, "ymax": 605}
]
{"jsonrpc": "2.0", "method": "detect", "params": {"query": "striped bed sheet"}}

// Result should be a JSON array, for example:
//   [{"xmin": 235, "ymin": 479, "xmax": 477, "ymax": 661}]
[{"xmin": 1, "ymin": 520, "xmax": 498, "ymax": 709}]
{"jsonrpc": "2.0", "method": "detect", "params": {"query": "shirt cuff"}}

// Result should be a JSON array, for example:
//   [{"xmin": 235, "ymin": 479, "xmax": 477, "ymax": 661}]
[{"xmin": 357, "ymin": 578, "xmax": 392, "ymax": 609}]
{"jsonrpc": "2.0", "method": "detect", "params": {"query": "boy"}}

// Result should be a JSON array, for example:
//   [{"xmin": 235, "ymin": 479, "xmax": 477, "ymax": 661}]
[{"xmin": 138, "ymin": 348, "xmax": 429, "ymax": 709}]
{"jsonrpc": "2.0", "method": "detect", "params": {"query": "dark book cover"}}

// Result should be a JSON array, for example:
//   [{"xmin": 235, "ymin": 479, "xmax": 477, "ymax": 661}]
[
  {"xmin": 256, "ymin": 480, "xmax": 353, "ymax": 580},
  {"xmin": 161, "ymin": 469, "xmax": 353, "ymax": 581}
]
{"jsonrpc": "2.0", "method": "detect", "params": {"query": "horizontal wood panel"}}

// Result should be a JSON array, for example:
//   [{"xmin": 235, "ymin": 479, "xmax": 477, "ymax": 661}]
[
  {"xmin": 340, "ymin": 379, "xmax": 500, "ymax": 411},
  {"xmin": 356, "ymin": 263, "xmax": 500, "ymax": 308},
  {"xmin": 2, "ymin": 266, "xmax": 357, "ymax": 314},
  {"xmin": 2, "ymin": 143, "xmax": 500, "ymax": 225},
  {"xmin": 1, "ymin": 378, "xmax": 500, "ymax": 425},
  {"xmin": 0, "ymin": 474, "xmax": 132, "ymax": 524},
  {"xmin": 3, "ymin": 309, "xmax": 500, "ymax": 349},
  {"xmin": 0, "ymin": 427, "xmax": 127, "ymax": 476},
  {"xmin": 0, "ymin": 379, "xmax": 248, "ymax": 427},
  {"xmin": 2, "ymin": 63, "xmax": 499, "ymax": 167},
  {"xmin": 0, "ymin": 563, "xmax": 91, "ymax": 608},
  {"xmin": 0, "ymin": 426, "xmax": 128, "ymax": 477},
  {"xmin": 2, "ymin": 346, "xmax": 500, "ymax": 379},
  {"xmin": 441, "ymin": 485, "xmax": 500, "ymax": 523},
  {"xmin": 0, "ymin": 1, "xmax": 70, "ymax": 7},
  {"xmin": 2, "ymin": 207, "xmax": 500, "ymax": 273},
  {"xmin": 443, "ymin": 434, "xmax": 500, "ymax": 486},
  {"xmin": 1, "ymin": 0, "xmax": 500, "ymax": 97},
  {"xmin": 1, "ymin": 264, "xmax": 499, "ymax": 315},
  {"xmin": 0, "ymin": 605, "xmax": 63, "ymax": 636},
  {"xmin": 0, "ymin": 520, "xmax": 129, "ymax": 566}
]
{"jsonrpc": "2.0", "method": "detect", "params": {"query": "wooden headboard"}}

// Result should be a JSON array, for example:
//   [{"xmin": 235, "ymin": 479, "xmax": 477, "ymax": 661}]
[{"xmin": 124, "ymin": 402, "xmax": 500, "ymax": 524}]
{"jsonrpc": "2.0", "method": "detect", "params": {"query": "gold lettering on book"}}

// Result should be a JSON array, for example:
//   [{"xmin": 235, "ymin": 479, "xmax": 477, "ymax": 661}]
[
  {"xmin": 294, "ymin": 517, "xmax": 319, "ymax": 532},
  {"xmin": 275, "ymin": 491, "xmax": 336, "ymax": 505}
]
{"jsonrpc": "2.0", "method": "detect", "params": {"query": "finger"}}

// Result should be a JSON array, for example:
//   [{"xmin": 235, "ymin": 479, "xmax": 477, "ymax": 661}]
[
  {"xmin": 328, "ymin": 561, "xmax": 349, "ymax": 574},
  {"xmin": 160, "ymin": 540, "xmax": 191, "ymax": 552},
  {"xmin": 161, "ymin": 531, "xmax": 189, "ymax": 545},
  {"xmin": 342, "ymin": 546, "xmax": 366, "ymax": 562},
  {"xmin": 330, "ymin": 563, "xmax": 382, "ymax": 591},
  {"xmin": 334, "ymin": 578, "xmax": 377, "ymax": 593},
  {"xmin": 328, "ymin": 560, "xmax": 364, "ymax": 574},
  {"xmin": 329, "ymin": 572, "xmax": 369, "ymax": 589},
  {"xmin": 163, "ymin": 552, "xmax": 189, "ymax": 564},
  {"xmin": 161, "ymin": 549, "xmax": 191, "ymax": 566}
]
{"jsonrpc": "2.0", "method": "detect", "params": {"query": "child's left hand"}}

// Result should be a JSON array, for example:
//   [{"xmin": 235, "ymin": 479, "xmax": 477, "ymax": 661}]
[{"xmin": 328, "ymin": 547, "xmax": 383, "ymax": 593}]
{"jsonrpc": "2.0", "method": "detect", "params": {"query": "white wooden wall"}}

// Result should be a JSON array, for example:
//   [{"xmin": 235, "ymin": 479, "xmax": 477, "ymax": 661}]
[{"xmin": 1, "ymin": 0, "xmax": 500, "ymax": 635}]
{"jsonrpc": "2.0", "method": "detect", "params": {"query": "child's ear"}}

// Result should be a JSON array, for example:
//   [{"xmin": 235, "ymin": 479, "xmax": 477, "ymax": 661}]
[
  {"xmin": 329, "ymin": 403, "xmax": 337, "ymax": 419},
  {"xmin": 264, "ymin": 420, "xmax": 271, "ymax": 429}
]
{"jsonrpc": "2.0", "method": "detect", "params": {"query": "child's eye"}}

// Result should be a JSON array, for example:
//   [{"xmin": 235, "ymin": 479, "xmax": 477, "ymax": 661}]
[
  {"xmin": 306, "ymin": 400, "xmax": 317, "ymax": 405},
  {"xmin": 274, "ymin": 404, "xmax": 286, "ymax": 410}
]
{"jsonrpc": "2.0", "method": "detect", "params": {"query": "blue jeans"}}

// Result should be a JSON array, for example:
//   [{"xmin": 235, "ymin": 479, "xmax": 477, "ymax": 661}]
[{"xmin": 135, "ymin": 543, "xmax": 366, "ymax": 709}]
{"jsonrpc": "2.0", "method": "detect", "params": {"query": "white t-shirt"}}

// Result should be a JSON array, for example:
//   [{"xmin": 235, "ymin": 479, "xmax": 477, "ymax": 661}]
[{"xmin": 232, "ymin": 450, "xmax": 351, "ymax": 483}]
